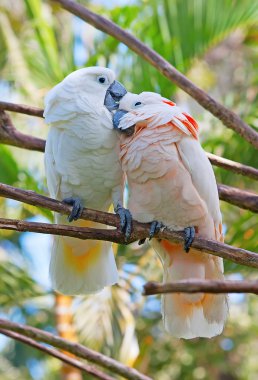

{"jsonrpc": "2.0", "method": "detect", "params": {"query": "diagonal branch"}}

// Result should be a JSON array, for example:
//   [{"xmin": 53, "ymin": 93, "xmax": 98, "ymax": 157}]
[
  {"xmin": 143, "ymin": 280, "xmax": 258, "ymax": 296},
  {"xmin": 0, "ymin": 101, "xmax": 43, "ymax": 117},
  {"xmin": 0, "ymin": 108, "xmax": 258, "ymax": 203},
  {"xmin": 218, "ymin": 184, "xmax": 258, "ymax": 212},
  {"xmin": 0, "ymin": 182, "xmax": 257, "ymax": 268},
  {"xmin": 0, "ymin": 329, "xmax": 116, "ymax": 380},
  {"xmin": 207, "ymin": 153, "xmax": 258, "ymax": 181},
  {"xmin": 0, "ymin": 320, "xmax": 152, "ymax": 380},
  {"xmin": 0, "ymin": 110, "xmax": 45, "ymax": 152},
  {"xmin": 1, "ymin": 103, "xmax": 258, "ymax": 180},
  {"xmin": 52, "ymin": 0, "xmax": 258, "ymax": 148},
  {"xmin": 0, "ymin": 131, "xmax": 255, "ymax": 212}
]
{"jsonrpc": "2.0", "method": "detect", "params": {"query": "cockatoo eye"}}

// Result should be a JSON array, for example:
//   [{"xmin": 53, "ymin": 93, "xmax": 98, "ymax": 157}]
[
  {"xmin": 134, "ymin": 101, "xmax": 142, "ymax": 107},
  {"xmin": 97, "ymin": 75, "xmax": 109, "ymax": 84}
]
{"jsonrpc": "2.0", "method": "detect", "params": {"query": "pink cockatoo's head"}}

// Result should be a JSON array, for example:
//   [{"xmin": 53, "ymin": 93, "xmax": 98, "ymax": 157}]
[{"xmin": 113, "ymin": 91, "xmax": 199, "ymax": 140}]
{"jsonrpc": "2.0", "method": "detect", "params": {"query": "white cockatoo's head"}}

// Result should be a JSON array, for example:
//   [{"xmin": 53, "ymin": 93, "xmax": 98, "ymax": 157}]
[{"xmin": 44, "ymin": 67, "xmax": 126, "ymax": 123}]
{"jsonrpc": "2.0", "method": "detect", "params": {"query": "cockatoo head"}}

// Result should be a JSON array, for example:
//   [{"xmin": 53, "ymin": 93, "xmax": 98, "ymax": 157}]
[
  {"xmin": 119, "ymin": 91, "xmax": 163, "ymax": 111},
  {"xmin": 112, "ymin": 91, "xmax": 165, "ymax": 134},
  {"xmin": 111, "ymin": 91, "xmax": 198, "ymax": 139},
  {"xmin": 44, "ymin": 67, "xmax": 127, "ymax": 123}
]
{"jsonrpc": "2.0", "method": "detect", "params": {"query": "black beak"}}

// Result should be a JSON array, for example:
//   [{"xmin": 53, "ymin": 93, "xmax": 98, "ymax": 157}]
[
  {"xmin": 104, "ymin": 80, "xmax": 127, "ymax": 111},
  {"xmin": 113, "ymin": 109, "xmax": 135, "ymax": 136},
  {"xmin": 113, "ymin": 109, "xmax": 128, "ymax": 129}
]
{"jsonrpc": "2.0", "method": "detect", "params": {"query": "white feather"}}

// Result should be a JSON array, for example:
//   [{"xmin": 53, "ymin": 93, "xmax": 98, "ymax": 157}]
[
  {"xmin": 118, "ymin": 90, "xmax": 227, "ymax": 338},
  {"xmin": 44, "ymin": 67, "xmax": 121, "ymax": 294},
  {"xmin": 177, "ymin": 137, "xmax": 222, "ymax": 228}
]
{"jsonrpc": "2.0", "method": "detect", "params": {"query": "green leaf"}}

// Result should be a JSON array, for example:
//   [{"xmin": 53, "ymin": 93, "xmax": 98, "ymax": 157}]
[
  {"xmin": 23, "ymin": 0, "xmax": 63, "ymax": 82},
  {"xmin": 0, "ymin": 146, "xmax": 19, "ymax": 185}
]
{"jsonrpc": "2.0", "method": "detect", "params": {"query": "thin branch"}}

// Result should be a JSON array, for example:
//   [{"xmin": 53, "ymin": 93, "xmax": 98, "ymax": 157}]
[
  {"xmin": 218, "ymin": 184, "xmax": 258, "ymax": 212},
  {"xmin": 0, "ymin": 329, "xmax": 115, "ymax": 380},
  {"xmin": 0, "ymin": 182, "xmax": 257, "ymax": 269},
  {"xmin": 52, "ymin": 0, "xmax": 258, "ymax": 148},
  {"xmin": 0, "ymin": 320, "xmax": 152, "ymax": 380},
  {"xmin": 0, "ymin": 111, "xmax": 45, "ymax": 152},
  {"xmin": 1, "ymin": 102, "xmax": 258, "ymax": 181},
  {"xmin": 1, "ymin": 113, "xmax": 257, "ymax": 211},
  {"xmin": 143, "ymin": 280, "xmax": 258, "ymax": 296},
  {"xmin": 0, "ymin": 182, "xmax": 121, "ymax": 228},
  {"xmin": 1, "ymin": 111, "xmax": 257, "ymax": 212},
  {"xmin": 207, "ymin": 153, "xmax": 258, "ymax": 181},
  {"xmin": 0, "ymin": 214, "xmax": 258, "ymax": 271},
  {"xmin": 0, "ymin": 101, "xmax": 44, "ymax": 117}
]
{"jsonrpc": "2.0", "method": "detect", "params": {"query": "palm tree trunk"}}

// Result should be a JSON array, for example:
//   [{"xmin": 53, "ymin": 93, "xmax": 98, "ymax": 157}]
[{"xmin": 55, "ymin": 293, "xmax": 83, "ymax": 380}]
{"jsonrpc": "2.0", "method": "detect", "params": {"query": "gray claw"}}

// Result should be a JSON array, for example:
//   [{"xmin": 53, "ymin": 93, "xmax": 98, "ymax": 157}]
[
  {"xmin": 149, "ymin": 221, "xmax": 163, "ymax": 240},
  {"xmin": 184, "ymin": 226, "xmax": 195, "ymax": 253},
  {"xmin": 115, "ymin": 205, "xmax": 132, "ymax": 242},
  {"xmin": 139, "ymin": 221, "xmax": 163, "ymax": 245},
  {"xmin": 63, "ymin": 197, "xmax": 84, "ymax": 222}
]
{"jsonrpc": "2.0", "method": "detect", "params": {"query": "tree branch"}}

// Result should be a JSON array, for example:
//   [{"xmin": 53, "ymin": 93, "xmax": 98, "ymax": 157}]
[
  {"xmin": 218, "ymin": 184, "xmax": 258, "ymax": 212},
  {"xmin": 143, "ymin": 280, "xmax": 258, "ymax": 296},
  {"xmin": 0, "ymin": 320, "xmax": 152, "ymax": 380},
  {"xmin": 0, "ymin": 183, "xmax": 257, "ymax": 268},
  {"xmin": 0, "ymin": 110, "xmax": 45, "ymax": 152},
  {"xmin": 1, "ymin": 102, "xmax": 258, "ymax": 181},
  {"xmin": 0, "ymin": 182, "xmax": 121, "ymax": 228},
  {"xmin": 207, "ymin": 153, "xmax": 258, "ymax": 181},
  {"xmin": 52, "ymin": 0, "xmax": 258, "ymax": 148},
  {"xmin": 1, "ymin": 110, "xmax": 257, "ymax": 213},
  {"xmin": 0, "ymin": 329, "xmax": 115, "ymax": 380},
  {"xmin": 0, "ymin": 101, "xmax": 43, "ymax": 117}
]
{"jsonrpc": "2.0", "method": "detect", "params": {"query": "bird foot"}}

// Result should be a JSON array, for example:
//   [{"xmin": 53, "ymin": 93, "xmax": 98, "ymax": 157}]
[
  {"xmin": 138, "ymin": 220, "xmax": 163, "ymax": 245},
  {"xmin": 184, "ymin": 226, "xmax": 195, "ymax": 253},
  {"xmin": 115, "ymin": 204, "xmax": 132, "ymax": 242},
  {"xmin": 149, "ymin": 221, "xmax": 163, "ymax": 240},
  {"xmin": 62, "ymin": 197, "xmax": 84, "ymax": 222}
]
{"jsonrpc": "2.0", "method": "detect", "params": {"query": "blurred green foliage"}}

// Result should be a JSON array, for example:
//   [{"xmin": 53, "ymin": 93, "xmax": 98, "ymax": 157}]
[{"xmin": 0, "ymin": 0, "xmax": 257, "ymax": 379}]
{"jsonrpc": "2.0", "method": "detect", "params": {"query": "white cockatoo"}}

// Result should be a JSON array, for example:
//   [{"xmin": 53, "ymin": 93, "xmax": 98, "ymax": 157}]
[
  {"xmin": 44, "ymin": 67, "xmax": 131, "ymax": 295},
  {"xmin": 111, "ymin": 91, "xmax": 228, "ymax": 339}
]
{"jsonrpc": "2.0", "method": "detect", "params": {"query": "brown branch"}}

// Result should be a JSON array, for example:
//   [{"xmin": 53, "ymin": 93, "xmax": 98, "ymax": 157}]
[
  {"xmin": 52, "ymin": 0, "xmax": 258, "ymax": 148},
  {"xmin": 0, "ymin": 110, "xmax": 45, "ymax": 152},
  {"xmin": 1, "ymin": 110, "xmax": 257, "ymax": 212},
  {"xmin": 0, "ymin": 182, "xmax": 257, "ymax": 268},
  {"xmin": 143, "ymin": 280, "xmax": 258, "ymax": 296},
  {"xmin": 218, "ymin": 184, "xmax": 258, "ymax": 212},
  {"xmin": 0, "ymin": 101, "xmax": 44, "ymax": 117},
  {"xmin": 0, "ymin": 195, "xmax": 257, "ymax": 269},
  {"xmin": 0, "ymin": 182, "xmax": 121, "ymax": 228},
  {"xmin": 1, "ymin": 102, "xmax": 258, "ymax": 181},
  {"xmin": 0, "ymin": 329, "xmax": 115, "ymax": 380},
  {"xmin": 0, "ymin": 320, "xmax": 152, "ymax": 380},
  {"xmin": 207, "ymin": 153, "xmax": 258, "ymax": 181}
]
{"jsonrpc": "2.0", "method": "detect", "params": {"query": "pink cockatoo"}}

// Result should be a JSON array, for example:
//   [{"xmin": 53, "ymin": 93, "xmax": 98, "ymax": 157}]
[{"xmin": 111, "ymin": 91, "xmax": 228, "ymax": 339}]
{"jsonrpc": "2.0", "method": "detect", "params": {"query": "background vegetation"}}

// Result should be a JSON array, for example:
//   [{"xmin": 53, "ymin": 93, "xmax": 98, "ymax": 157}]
[{"xmin": 0, "ymin": 0, "xmax": 257, "ymax": 379}]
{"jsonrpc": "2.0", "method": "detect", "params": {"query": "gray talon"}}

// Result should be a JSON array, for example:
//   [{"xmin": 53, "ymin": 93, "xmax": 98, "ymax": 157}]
[
  {"xmin": 63, "ymin": 197, "xmax": 84, "ymax": 222},
  {"xmin": 149, "ymin": 221, "xmax": 163, "ymax": 240},
  {"xmin": 115, "ymin": 205, "xmax": 132, "ymax": 242},
  {"xmin": 138, "ymin": 221, "xmax": 163, "ymax": 245},
  {"xmin": 184, "ymin": 226, "xmax": 195, "ymax": 253}
]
